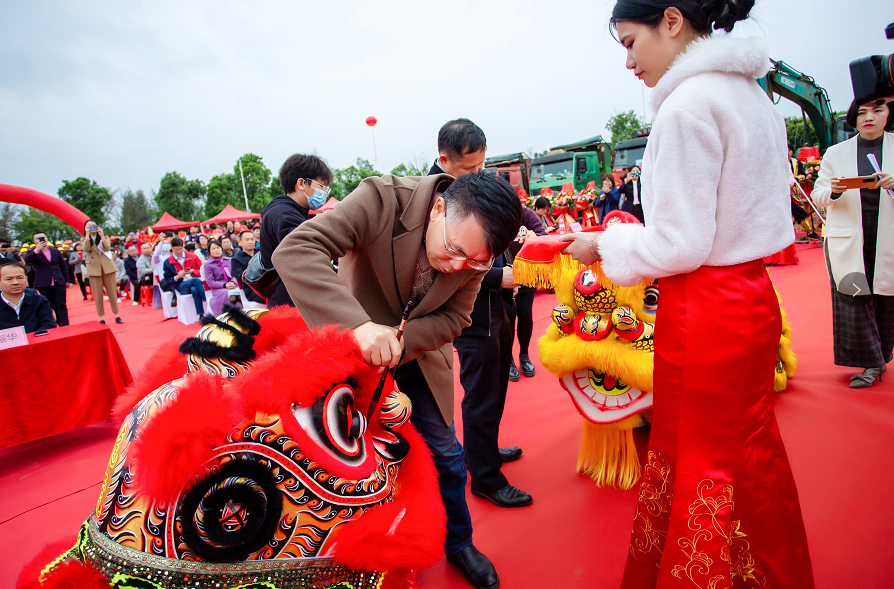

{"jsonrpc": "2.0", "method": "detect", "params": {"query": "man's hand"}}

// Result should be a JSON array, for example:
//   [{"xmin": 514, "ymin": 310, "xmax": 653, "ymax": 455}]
[
  {"xmin": 176, "ymin": 269, "xmax": 187, "ymax": 279},
  {"xmin": 559, "ymin": 232, "xmax": 601, "ymax": 265},
  {"xmin": 501, "ymin": 266, "xmax": 516, "ymax": 289},
  {"xmin": 353, "ymin": 321, "xmax": 404, "ymax": 370}
]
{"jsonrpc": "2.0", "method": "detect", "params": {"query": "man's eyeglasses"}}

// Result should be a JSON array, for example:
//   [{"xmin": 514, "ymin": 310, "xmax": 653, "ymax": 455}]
[
  {"xmin": 442, "ymin": 213, "xmax": 493, "ymax": 271},
  {"xmin": 305, "ymin": 179, "xmax": 331, "ymax": 195}
]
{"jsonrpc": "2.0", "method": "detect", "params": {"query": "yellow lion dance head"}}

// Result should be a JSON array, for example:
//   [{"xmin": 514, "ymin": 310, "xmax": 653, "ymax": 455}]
[{"xmin": 514, "ymin": 212, "xmax": 797, "ymax": 490}]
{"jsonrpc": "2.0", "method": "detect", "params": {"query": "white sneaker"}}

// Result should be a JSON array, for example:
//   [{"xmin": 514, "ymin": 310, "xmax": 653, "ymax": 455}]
[
  {"xmin": 117, "ymin": 298, "xmax": 121, "ymax": 303},
  {"xmin": 132, "ymin": 301, "xmax": 139, "ymax": 306},
  {"xmin": 103, "ymin": 295, "xmax": 109, "ymax": 301}
]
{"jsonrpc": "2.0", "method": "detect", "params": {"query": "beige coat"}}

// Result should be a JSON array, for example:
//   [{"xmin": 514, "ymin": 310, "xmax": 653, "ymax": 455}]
[
  {"xmin": 81, "ymin": 234, "xmax": 118, "ymax": 277},
  {"xmin": 813, "ymin": 132, "xmax": 894, "ymax": 296},
  {"xmin": 272, "ymin": 174, "xmax": 484, "ymax": 425}
]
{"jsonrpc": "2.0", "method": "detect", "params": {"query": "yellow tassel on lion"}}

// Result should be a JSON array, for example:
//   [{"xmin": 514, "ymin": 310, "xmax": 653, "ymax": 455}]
[{"xmin": 514, "ymin": 211, "xmax": 797, "ymax": 490}]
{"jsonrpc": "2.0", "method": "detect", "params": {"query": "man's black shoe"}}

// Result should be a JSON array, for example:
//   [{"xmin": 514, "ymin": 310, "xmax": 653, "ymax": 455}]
[
  {"xmin": 519, "ymin": 353, "xmax": 535, "ymax": 377},
  {"xmin": 806, "ymin": 232, "xmax": 821, "ymax": 239},
  {"xmin": 508, "ymin": 359, "xmax": 520, "ymax": 382},
  {"xmin": 446, "ymin": 545, "xmax": 499, "ymax": 589},
  {"xmin": 115, "ymin": 317, "xmax": 124, "ymax": 324},
  {"xmin": 499, "ymin": 446, "xmax": 522, "ymax": 463},
  {"xmin": 471, "ymin": 483, "xmax": 532, "ymax": 508}
]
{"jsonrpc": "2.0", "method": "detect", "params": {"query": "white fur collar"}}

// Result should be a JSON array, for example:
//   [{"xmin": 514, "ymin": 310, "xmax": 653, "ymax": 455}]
[{"xmin": 649, "ymin": 36, "xmax": 770, "ymax": 116}]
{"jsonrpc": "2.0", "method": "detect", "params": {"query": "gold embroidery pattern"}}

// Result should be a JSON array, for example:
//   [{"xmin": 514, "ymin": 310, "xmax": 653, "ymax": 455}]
[
  {"xmin": 670, "ymin": 479, "xmax": 768, "ymax": 589},
  {"xmin": 629, "ymin": 450, "xmax": 674, "ymax": 559}
]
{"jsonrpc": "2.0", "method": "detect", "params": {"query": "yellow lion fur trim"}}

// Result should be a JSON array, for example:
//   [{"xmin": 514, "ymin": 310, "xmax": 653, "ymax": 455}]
[
  {"xmin": 775, "ymin": 290, "xmax": 798, "ymax": 392},
  {"xmin": 539, "ymin": 326, "xmax": 654, "ymax": 393}
]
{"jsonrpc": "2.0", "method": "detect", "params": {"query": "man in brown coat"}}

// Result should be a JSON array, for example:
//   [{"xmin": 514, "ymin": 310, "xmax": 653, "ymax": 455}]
[{"xmin": 274, "ymin": 171, "xmax": 522, "ymax": 589}]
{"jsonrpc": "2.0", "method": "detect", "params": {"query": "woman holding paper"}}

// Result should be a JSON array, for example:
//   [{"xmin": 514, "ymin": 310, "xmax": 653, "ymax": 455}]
[
  {"xmin": 559, "ymin": 0, "xmax": 815, "ymax": 585},
  {"xmin": 813, "ymin": 98, "xmax": 894, "ymax": 388},
  {"xmin": 81, "ymin": 219, "xmax": 123, "ymax": 325}
]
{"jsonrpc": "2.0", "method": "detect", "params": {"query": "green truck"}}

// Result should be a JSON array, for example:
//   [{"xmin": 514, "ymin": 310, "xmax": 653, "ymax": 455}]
[
  {"xmin": 528, "ymin": 135, "xmax": 612, "ymax": 197},
  {"xmin": 484, "ymin": 136, "xmax": 615, "ymax": 198}
]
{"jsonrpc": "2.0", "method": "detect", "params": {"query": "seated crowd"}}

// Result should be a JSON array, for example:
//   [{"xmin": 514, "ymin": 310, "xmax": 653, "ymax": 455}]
[{"xmin": 0, "ymin": 221, "xmax": 266, "ymax": 333}]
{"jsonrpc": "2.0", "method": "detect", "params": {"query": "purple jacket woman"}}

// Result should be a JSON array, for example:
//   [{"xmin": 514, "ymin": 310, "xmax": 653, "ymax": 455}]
[{"xmin": 203, "ymin": 255, "xmax": 234, "ymax": 316}]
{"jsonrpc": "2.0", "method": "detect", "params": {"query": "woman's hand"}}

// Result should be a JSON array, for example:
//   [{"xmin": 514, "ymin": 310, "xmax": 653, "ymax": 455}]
[
  {"xmin": 830, "ymin": 177, "xmax": 848, "ymax": 193},
  {"xmin": 225, "ymin": 281, "xmax": 236, "ymax": 289},
  {"xmin": 559, "ymin": 232, "xmax": 601, "ymax": 265},
  {"xmin": 874, "ymin": 172, "xmax": 894, "ymax": 191}
]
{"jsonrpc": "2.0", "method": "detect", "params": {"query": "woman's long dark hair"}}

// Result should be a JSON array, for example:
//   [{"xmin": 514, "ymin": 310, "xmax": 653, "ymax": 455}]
[{"xmin": 610, "ymin": 0, "xmax": 754, "ymax": 35}]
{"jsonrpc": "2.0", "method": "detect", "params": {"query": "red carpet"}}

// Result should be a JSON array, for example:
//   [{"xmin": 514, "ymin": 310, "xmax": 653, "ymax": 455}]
[{"xmin": 2, "ymin": 246, "xmax": 893, "ymax": 588}]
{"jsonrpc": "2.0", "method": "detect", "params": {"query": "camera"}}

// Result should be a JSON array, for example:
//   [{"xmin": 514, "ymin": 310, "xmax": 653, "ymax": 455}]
[{"xmin": 849, "ymin": 23, "xmax": 894, "ymax": 105}]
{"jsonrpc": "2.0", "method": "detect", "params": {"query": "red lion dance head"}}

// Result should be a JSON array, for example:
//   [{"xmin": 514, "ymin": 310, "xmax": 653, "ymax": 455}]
[{"xmin": 19, "ymin": 307, "xmax": 444, "ymax": 589}]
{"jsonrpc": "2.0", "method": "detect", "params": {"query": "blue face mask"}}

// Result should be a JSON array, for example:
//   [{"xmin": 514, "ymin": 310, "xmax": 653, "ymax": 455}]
[{"xmin": 307, "ymin": 186, "xmax": 328, "ymax": 210}]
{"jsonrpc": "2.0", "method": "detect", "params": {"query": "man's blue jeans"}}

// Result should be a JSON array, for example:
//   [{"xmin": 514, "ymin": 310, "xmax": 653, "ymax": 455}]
[
  {"xmin": 176, "ymin": 278, "xmax": 206, "ymax": 315},
  {"xmin": 395, "ymin": 360, "xmax": 473, "ymax": 556}
]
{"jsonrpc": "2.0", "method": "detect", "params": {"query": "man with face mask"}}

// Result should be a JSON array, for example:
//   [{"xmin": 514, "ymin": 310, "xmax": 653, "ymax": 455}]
[{"xmin": 260, "ymin": 154, "xmax": 332, "ymax": 308}]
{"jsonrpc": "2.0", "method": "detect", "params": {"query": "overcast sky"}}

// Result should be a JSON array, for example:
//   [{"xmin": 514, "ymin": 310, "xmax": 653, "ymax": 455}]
[{"xmin": 1, "ymin": 0, "xmax": 890, "ymax": 202}]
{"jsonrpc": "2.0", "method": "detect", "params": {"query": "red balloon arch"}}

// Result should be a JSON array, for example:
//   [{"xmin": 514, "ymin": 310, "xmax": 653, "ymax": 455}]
[{"xmin": 0, "ymin": 183, "xmax": 90, "ymax": 236}]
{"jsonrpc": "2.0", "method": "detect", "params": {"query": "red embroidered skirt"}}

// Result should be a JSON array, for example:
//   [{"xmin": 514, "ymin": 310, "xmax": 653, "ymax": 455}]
[{"xmin": 621, "ymin": 260, "xmax": 814, "ymax": 589}]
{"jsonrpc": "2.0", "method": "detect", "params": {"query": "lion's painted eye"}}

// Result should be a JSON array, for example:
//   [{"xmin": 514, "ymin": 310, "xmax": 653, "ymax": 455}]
[
  {"xmin": 316, "ymin": 385, "xmax": 367, "ymax": 458},
  {"xmin": 643, "ymin": 284, "xmax": 659, "ymax": 314}
]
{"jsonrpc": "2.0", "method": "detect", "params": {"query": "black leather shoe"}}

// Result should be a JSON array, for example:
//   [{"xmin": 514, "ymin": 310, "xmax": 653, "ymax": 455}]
[
  {"xmin": 508, "ymin": 359, "xmax": 520, "ymax": 382},
  {"xmin": 471, "ymin": 483, "xmax": 532, "ymax": 508},
  {"xmin": 519, "ymin": 353, "xmax": 535, "ymax": 377},
  {"xmin": 99, "ymin": 319, "xmax": 105, "ymax": 325},
  {"xmin": 115, "ymin": 317, "xmax": 124, "ymax": 324},
  {"xmin": 499, "ymin": 446, "xmax": 522, "ymax": 463},
  {"xmin": 446, "ymin": 545, "xmax": 499, "ymax": 589}
]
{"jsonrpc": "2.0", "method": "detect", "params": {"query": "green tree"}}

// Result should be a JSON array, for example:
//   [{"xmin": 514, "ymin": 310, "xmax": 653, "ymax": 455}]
[
  {"xmin": 330, "ymin": 158, "xmax": 382, "ymax": 200},
  {"xmin": 204, "ymin": 154, "xmax": 274, "ymax": 217},
  {"xmin": 119, "ymin": 189, "xmax": 156, "ymax": 233},
  {"xmin": 0, "ymin": 202, "xmax": 19, "ymax": 240},
  {"xmin": 237, "ymin": 153, "xmax": 273, "ymax": 213},
  {"xmin": 390, "ymin": 154, "xmax": 429, "ymax": 177},
  {"xmin": 155, "ymin": 172, "xmax": 205, "ymax": 221},
  {"xmin": 204, "ymin": 173, "xmax": 241, "ymax": 218},
  {"xmin": 783, "ymin": 112, "xmax": 847, "ymax": 150},
  {"xmin": 267, "ymin": 175, "xmax": 282, "ymax": 200},
  {"xmin": 784, "ymin": 115, "xmax": 819, "ymax": 149},
  {"xmin": 14, "ymin": 207, "xmax": 79, "ymax": 243},
  {"xmin": 606, "ymin": 110, "xmax": 647, "ymax": 144},
  {"xmin": 58, "ymin": 177, "xmax": 113, "ymax": 226}
]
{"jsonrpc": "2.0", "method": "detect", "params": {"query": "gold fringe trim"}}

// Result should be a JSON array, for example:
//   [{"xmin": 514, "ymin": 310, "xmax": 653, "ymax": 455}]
[
  {"xmin": 577, "ymin": 417, "xmax": 643, "ymax": 490},
  {"xmin": 512, "ymin": 253, "xmax": 584, "ymax": 288},
  {"xmin": 513, "ymin": 251, "xmax": 626, "ymax": 293}
]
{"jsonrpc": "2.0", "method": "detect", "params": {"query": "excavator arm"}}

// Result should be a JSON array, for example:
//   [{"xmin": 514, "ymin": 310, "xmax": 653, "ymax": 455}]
[{"xmin": 757, "ymin": 59, "xmax": 835, "ymax": 154}]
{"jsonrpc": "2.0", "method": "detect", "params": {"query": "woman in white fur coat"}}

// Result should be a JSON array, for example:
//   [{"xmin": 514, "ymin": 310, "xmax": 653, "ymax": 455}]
[
  {"xmin": 812, "ymin": 99, "xmax": 894, "ymax": 388},
  {"xmin": 562, "ymin": 1, "xmax": 814, "ymax": 587}
]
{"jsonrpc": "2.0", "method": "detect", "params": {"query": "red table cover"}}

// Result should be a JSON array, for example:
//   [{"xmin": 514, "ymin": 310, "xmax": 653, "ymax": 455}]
[{"xmin": 0, "ymin": 322, "xmax": 133, "ymax": 450}]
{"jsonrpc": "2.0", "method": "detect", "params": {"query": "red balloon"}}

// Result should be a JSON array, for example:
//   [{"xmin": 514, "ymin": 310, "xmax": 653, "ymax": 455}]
[{"xmin": 365, "ymin": 116, "xmax": 377, "ymax": 127}]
